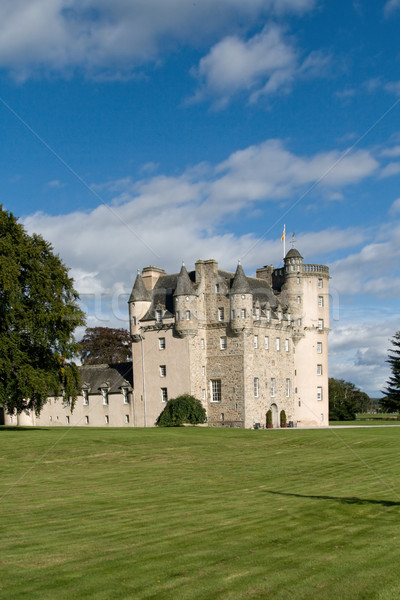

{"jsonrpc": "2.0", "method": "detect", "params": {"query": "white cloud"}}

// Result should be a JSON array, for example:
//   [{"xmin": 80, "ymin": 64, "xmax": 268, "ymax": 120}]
[
  {"xmin": 190, "ymin": 25, "xmax": 329, "ymax": 106},
  {"xmin": 0, "ymin": 0, "xmax": 316, "ymax": 79},
  {"xmin": 379, "ymin": 162, "xmax": 400, "ymax": 178},
  {"xmin": 385, "ymin": 81, "xmax": 400, "ymax": 95},
  {"xmin": 384, "ymin": 0, "xmax": 400, "ymax": 17},
  {"xmin": 390, "ymin": 198, "xmax": 400, "ymax": 215}
]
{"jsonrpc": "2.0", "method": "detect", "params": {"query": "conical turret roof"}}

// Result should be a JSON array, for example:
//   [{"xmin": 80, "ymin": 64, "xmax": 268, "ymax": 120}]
[
  {"xmin": 230, "ymin": 263, "xmax": 251, "ymax": 294},
  {"xmin": 174, "ymin": 264, "xmax": 196, "ymax": 296},
  {"xmin": 129, "ymin": 272, "xmax": 151, "ymax": 302}
]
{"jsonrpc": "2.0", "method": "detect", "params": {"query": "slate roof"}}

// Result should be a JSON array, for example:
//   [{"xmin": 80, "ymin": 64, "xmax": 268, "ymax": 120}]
[
  {"xmin": 231, "ymin": 263, "xmax": 251, "ymax": 294},
  {"xmin": 174, "ymin": 264, "xmax": 197, "ymax": 296},
  {"xmin": 285, "ymin": 248, "xmax": 303, "ymax": 259},
  {"xmin": 129, "ymin": 273, "xmax": 151, "ymax": 302},
  {"xmin": 80, "ymin": 362, "xmax": 133, "ymax": 394}
]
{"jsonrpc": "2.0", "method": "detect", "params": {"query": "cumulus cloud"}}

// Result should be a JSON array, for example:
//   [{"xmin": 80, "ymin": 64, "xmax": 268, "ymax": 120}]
[
  {"xmin": 190, "ymin": 25, "xmax": 329, "ymax": 106},
  {"xmin": 0, "ymin": 0, "xmax": 316, "ymax": 79}
]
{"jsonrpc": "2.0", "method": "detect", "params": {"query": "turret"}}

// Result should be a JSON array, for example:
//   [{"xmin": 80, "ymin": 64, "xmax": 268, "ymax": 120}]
[
  {"xmin": 174, "ymin": 264, "xmax": 198, "ymax": 337},
  {"xmin": 229, "ymin": 263, "xmax": 253, "ymax": 334},
  {"xmin": 128, "ymin": 271, "xmax": 151, "ymax": 341},
  {"xmin": 281, "ymin": 248, "xmax": 304, "ymax": 321}
]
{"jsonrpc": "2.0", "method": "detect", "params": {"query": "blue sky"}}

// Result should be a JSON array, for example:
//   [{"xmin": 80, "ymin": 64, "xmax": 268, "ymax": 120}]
[{"xmin": 1, "ymin": 0, "xmax": 400, "ymax": 396}]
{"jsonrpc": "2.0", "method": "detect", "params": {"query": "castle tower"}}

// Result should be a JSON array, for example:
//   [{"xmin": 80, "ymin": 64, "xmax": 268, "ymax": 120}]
[
  {"xmin": 174, "ymin": 264, "xmax": 198, "ymax": 337},
  {"xmin": 128, "ymin": 271, "xmax": 151, "ymax": 342},
  {"xmin": 281, "ymin": 248, "xmax": 304, "ymax": 322},
  {"xmin": 229, "ymin": 263, "xmax": 253, "ymax": 334}
]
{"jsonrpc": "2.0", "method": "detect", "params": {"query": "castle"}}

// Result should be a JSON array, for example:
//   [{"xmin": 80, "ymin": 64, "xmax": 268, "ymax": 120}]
[
  {"xmin": 2, "ymin": 246, "xmax": 330, "ymax": 428},
  {"xmin": 129, "ymin": 247, "xmax": 329, "ymax": 428}
]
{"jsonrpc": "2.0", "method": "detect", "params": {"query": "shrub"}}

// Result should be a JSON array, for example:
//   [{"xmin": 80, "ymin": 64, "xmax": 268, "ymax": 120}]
[
  {"xmin": 266, "ymin": 409, "xmax": 273, "ymax": 429},
  {"xmin": 280, "ymin": 409, "xmax": 287, "ymax": 428},
  {"xmin": 156, "ymin": 394, "xmax": 207, "ymax": 427}
]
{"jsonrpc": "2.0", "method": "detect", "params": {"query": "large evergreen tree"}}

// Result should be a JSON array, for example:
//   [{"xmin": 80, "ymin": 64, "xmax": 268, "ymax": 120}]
[
  {"xmin": 329, "ymin": 378, "xmax": 372, "ymax": 420},
  {"xmin": 80, "ymin": 327, "xmax": 131, "ymax": 364},
  {"xmin": 0, "ymin": 207, "xmax": 85, "ymax": 415},
  {"xmin": 381, "ymin": 331, "xmax": 400, "ymax": 412}
]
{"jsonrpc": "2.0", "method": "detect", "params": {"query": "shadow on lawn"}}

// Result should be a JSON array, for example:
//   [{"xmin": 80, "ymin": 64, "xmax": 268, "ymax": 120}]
[
  {"xmin": 0, "ymin": 426, "xmax": 49, "ymax": 432},
  {"xmin": 265, "ymin": 490, "xmax": 400, "ymax": 507}
]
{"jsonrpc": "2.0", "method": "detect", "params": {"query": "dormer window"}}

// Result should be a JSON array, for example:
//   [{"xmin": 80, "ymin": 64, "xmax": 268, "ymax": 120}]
[
  {"xmin": 101, "ymin": 388, "xmax": 109, "ymax": 406},
  {"xmin": 156, "ymin": 310, "xmax": 162, "ymax": 323},
  {"xmin": 82, "ymin": 389, "xmax": 89, "ymax": 406},
  {"xmin": 218, "ymin": 307, "xmax": 224, "ymax": 321}
]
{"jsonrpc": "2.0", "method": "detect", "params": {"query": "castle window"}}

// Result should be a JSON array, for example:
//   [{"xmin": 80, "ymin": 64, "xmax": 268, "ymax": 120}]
[
  {"xmin": 160, "ymin": 365, "xmax": 166, "ymax": 377},
  {"xmin": 105, "ymin": 415, "xmax": 109, "ymax": 425},
  {"xmin": 278, "ymin": 311, "xmax": 282, "ymax": 322},
  {"xmin": 122, "ymin": 388, "xmax": 130, "ymax": 404},
  {"xmin": 270, "ymin": 378, "xmax": 276, "ymax": 397},
  {"xmin": 286, "ymin": 379, "xmax": 290, "ymax": 397},
  {"xmin": 85, "ymin": 416, "xmax": 89, "ymax": 424},
  {"xmin": 276, "ymin": 337, "xmax": 280, "ymax": 351},
  {"xmin": 241, "ymin": 308, "xmax": 246, "ymax": 319},
  {"xmin": 201, "ymin": 338, "xmax": 205, "ymax": 349},
  {"xmin": 220, "ymin": 336, "xmax": 227, "ymax": 350},
  {"xmin": 159, "ymin": 337, "xmax": 166, "ymax": 350},
  {"xmin": 125, "ymin": 415, "xmax": 129, "ymax": 424},
  {"xmin": 66, "ymin": 416, "xmax": 70, "ymax": 425},
  {"xmin": 176, "ymin": 310, "xmax": 180, "ymax": 321},
  {"xmin": 317, "ymin": 364, "xmax": 322, "ymax": 375},
  {"xmin": 285, "ymin": 339, "xmax": 289, "ymax": 352},
  {"xmin": 202, "ymin": 389, "xmax": 206, "ymax": 400},
  {"xmin": 132, "ymin": 316, "xmax": 136, "ymax": 326},
  {"xmin": 264, "ymin": 336, "xmax": 269, "ymax": 350},
  {"xmin": 211, "ymin": 379, "xmax": 221, "ymax": 403},
  {"xmin": 297, "ymin": 296, "xmax": 301, "ymax": 304},
  {"xmin": 297, "ymin": 277, "xmax": 300, "ymax": 284},
  {"xmin": 202, "ymin": 366, "xmax": 205, "ymax": 376},
  {"xmin": 254, "ymin": 377, "xmax": 259, "ymax": 398},
  {"xmin": 255, "ymin": 307, "xmax": 260, "ymax": 319},
  {"xmin": 215, "ymin": 283, "xmax": 220, "ymax": 293},
  {"xmin": 156, "ymin": 310, "xmax": 162, "ymax": 323},
  {"xmin": 218, "ymin": 307, "xmax": 224, "ymax": 321},
  {"xmin": 266, "ymin": 309, "xmax": 270, "ymax": 321},
  {"xmin": 186, "ymin": 310, "xmax": 190, "ymax": 320},
  {"xmin": 297, "ymin": 318, "xmax": 302, "ymax": 326},
  {"xmin": 82, "ymin": 389, "xmax": 89, "ymax": 406},
  {"xmin": 318, "ymin": 278, "xmax": 323, "ymax": 288},
  {"xmin": 318, "ymin": 296, "xmax": 324, "ymax": 307},
  {"xmin": 254, "ymin": 335, "xmax": 258, "ymax": 349},
  {"xmin": 161, "ymin": 388, "xmax": 168, "ymax": 402},
  {"xmin": 221, "ymin": 413, "xmax": 224, "ymax": 421},
  {"xmin": 318, "ymin": 319, "xmax": 324, "ymax": 331},
  {"xmin": 317, "ymin": 342, "xmax": 322, "ymax": 354},
  {"xmin": 317, "ymin": 387, "xmax": 323, "ymax": 401},
  {"xmin": 231, "ymin": 309, "xmax": 236, "ymax": 320},
  {"xmin": 287, "ymin": 313, "xmax": 291, "ymax": 324},
  {"xmin": 101, "ymin": 389, "xmax": 109, "ymax": 405}
]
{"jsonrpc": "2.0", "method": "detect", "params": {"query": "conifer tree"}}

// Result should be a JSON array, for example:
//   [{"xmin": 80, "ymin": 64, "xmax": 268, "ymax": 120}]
[
  {"xmin": 0, "ymin": 206, "xmax": 85, "ymax": 415},
  {"xmin": 381, "ymin": 331, "xmax": 400, "ymax": 412}
]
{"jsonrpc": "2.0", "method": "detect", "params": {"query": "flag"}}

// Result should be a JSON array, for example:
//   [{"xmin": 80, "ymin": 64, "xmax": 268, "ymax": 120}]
[{"xmin": 281, "ymin": 225, "xmax": 285, "ymax": 242}]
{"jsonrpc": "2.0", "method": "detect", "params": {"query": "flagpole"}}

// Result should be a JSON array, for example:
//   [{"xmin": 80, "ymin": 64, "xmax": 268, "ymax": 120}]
[{"xmin": 283, "ymin": 224, "xmax": 286, "ymax": 261}]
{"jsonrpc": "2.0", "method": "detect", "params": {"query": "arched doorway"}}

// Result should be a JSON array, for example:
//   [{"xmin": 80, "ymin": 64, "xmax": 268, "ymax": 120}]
[{"xmin": 270, "ymin": 403, "xmax": 279, "ymax": 428}]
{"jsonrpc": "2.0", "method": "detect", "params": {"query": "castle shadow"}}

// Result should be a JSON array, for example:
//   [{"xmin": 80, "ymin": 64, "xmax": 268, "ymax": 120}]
[{"xmin": 264, "ymin": 490, "xmax": 400, "ymax": 507}]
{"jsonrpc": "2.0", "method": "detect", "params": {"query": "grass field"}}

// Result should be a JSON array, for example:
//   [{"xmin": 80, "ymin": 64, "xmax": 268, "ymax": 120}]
[{"xmin": 1, "ymin": 426, "xmax": 400, "ymax": 600}]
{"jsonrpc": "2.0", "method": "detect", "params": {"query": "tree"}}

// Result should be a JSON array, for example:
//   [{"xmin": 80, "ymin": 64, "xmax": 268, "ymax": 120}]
[
  {"xmin": 80, "ymin": 327, "xmax": 131, "ymax": 364},
  {"xmin": 381, "ymin": 331, "xmax": 400, "ymax": 413},
  {"xmin": 0, "ymin": 206, "xmax": 85, "ymax": 415},
  {"xmin": 156, "ymin": 394, "xmax": 207, "ymax": 427},
  {"xmin": 329, "ymin": 378, "xmax": 371, "ymax": 421}
]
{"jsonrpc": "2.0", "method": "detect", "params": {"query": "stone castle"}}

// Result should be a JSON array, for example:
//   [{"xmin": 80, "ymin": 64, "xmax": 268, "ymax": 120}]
[
  {"xmin": 129, "ymin": 247, "xmax": 329, "ymax": 428},
  {"xmin": 3, "ymin": 246, "xmax": 329, "ymax": 428}
]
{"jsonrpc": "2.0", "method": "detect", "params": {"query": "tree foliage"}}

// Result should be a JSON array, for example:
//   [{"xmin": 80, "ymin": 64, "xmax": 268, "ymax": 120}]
[
  {"xmin": 80, "ymin": 327, "xmax": 131, "ymax": 364},
  {"xmin": 156, "ymin": 394, "xmax": 207, "ymax": 427},
  {"xmin": 329, "ymin": 378, "xmax": 372, "ymax": 421},
  {"xmin": 381, "ymin": 331, "xmax": 400, "ymax": 412},
  {"xmin": 0, "ymin": 206, "xmax": 85, "ymax": 415}
]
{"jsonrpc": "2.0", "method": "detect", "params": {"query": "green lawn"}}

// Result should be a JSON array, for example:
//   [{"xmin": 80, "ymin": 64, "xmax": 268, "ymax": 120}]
[{"xmin": 1, "ymin": 426, "xmax": 400, "ymax": 599}]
